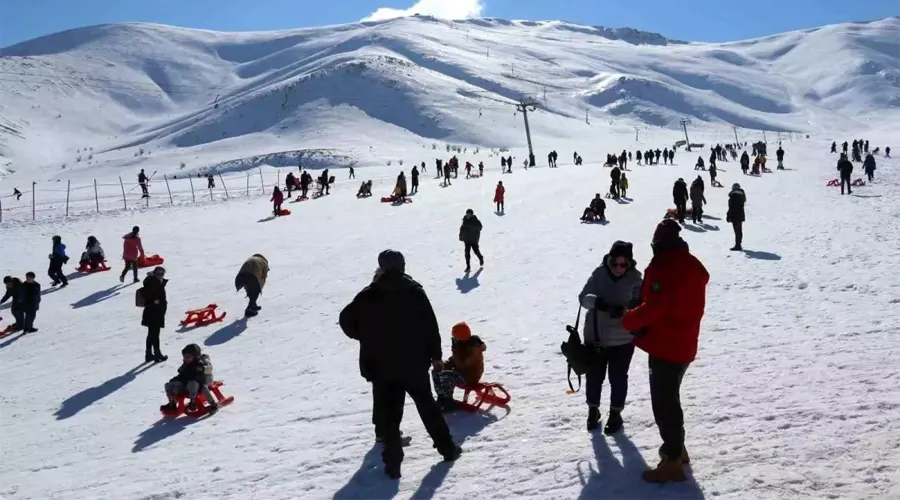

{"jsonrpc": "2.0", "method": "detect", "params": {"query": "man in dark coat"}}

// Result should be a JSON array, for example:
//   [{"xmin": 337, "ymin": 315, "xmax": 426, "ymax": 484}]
[
  {"xmin": 610, "ymin": 166, "xmax": 622, "ymax": 199},
  {"xmin": 863, "ymin": 153, "xmax": 876, "ymax": 182},
  {"xmin": 141, "ymin": 266, "xmax": 168, "ymax": 363},
  {"xmin": 837, "ymin": 153, "xmax": 854, "ymax": 195},
  {"xmin": 459, "ymin": 209, "xmax": 484, "ymax": 273},
  {"xmin": 1, "ymin": 276, "xmax": 25, "ymax": 332},
  {"xmin": 672, "ymin": 179, "xmax": 689, "ymax": 224},
  {"xmin": 726, "ymin": 183, "xmax": 747, "ymax": 251},
  {"xmin": 339, "ymin": 250, "xmax": 461, "ymax": 479},
  {"xmin": 689, "ymin": 177, "xmax": 706, "ymax": 224},
  {"xmin": 21, "ymin": 272, "xmax": 41, "ymax": 333}
]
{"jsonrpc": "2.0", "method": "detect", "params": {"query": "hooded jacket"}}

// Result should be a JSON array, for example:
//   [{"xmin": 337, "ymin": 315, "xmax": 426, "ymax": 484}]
[
  {"xmin": 459, "ymin": 214, "xmax": 483, "ymax": 244},
  {"xmin": 235, "ymin": 254, "xmax": 269, "ymax": 292},
  {"xmin": 122, "ymin": 233, "xmax": 145, "ymax": 261},
  {"xmin": 579, "ymin": 258, "xmax": 643, "ymax": 347}
]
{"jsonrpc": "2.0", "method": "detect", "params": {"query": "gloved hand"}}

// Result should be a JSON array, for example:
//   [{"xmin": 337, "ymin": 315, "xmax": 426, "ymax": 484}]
[{"xmin": 608, "ymin": 306, "xmax": 625, "ymax": 319}]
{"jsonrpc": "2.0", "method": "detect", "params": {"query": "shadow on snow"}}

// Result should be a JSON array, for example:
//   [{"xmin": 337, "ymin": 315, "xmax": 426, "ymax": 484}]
[{"xmin": 55, "ymin": 363, "xmax": 155, "ymax": 420}]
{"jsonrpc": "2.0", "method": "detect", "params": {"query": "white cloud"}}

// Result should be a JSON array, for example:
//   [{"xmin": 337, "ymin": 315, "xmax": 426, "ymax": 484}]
[{"xmin": 362, "ymin": 0, "xmax": 484, "ymax": 22}]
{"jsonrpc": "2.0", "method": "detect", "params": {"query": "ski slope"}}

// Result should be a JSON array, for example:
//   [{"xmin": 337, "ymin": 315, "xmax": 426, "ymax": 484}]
[
  {"xmin": 2, "ymin": 135, "xmax": 899, "ymax": 499},
  {"xmin": 1, "ymin": 16, "xmax": 898, "ymax": 183}
]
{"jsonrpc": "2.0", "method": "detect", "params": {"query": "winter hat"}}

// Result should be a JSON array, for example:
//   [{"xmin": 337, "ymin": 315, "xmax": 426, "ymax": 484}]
[
  {"xmin": 451, "ymin": 322, "xmax": 472, "ymax": 341},
  {"xmin": 132, "ymin": 226, "xmax": 140, "ymax": 234},
  {"xmin": 652, "ymin": 219, "xmax": 682, "ymax": 245},
  {"xmin": 732, "ymin": 183, "xmax": 741, "ymax": 191},
  {"xmin": 2, "ymin": 276, "xmax": 11, "ymax": 285},
  {"xmin": 377, "ymin": 249, "xmax": 405, "ymax": 274},
  {"xmin": 607, "ymin": 240, "xmax": 634, "ymax": 262},
  {"xmin": 182, "ymin": 343, "xmax": 202, "ymax": 357},
  {"xmin": 465, "ymin": 208, "xmax": 474, "ymax": 216}
]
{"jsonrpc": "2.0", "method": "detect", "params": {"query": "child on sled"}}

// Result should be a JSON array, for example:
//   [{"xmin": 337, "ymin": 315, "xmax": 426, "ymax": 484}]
[
  {"xmin": 432, "ymin": 322, "xmax": 486, "ymax": 412},
  {"xmin": 160, "ymin": 344, "xmax": 219, "ymax": 415}
]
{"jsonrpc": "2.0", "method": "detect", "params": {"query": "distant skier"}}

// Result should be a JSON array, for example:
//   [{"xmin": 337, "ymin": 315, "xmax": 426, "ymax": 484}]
[
  {"xmin": 138, "ymin": 169, "xmax": 149, "ymax": 197},
  {"xmin": 459, "ymin": 209, "xmax": 484, "ymax": 273},
  {"xmin": 726, "ymin": 183, "xmax": 746, "ymax": 251}
]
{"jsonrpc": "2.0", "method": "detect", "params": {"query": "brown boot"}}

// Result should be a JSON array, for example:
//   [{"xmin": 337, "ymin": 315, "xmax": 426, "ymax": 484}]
[
  {"xmin": 642, "ymin": 459, "xmax": 687, "ymax": 483},
  {"xmin": 658, "ymin": 444, "xmax": 690, "ymax": 465}
]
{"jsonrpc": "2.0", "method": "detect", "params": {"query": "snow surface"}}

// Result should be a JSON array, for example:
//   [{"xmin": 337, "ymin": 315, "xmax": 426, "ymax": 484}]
[
  {"xmin": 1, "ymin": 134, "xmax": 899, "ymax": 499},
  {"xmin": 0, "ymin": 16, "xmax": 898, "ymax": 183}
]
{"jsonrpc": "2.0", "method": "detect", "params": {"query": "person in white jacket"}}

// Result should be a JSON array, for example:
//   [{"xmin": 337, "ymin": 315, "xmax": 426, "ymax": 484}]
[{"xmin": 80, "ymin": 236, "xmax": 106, "ymax": 270}]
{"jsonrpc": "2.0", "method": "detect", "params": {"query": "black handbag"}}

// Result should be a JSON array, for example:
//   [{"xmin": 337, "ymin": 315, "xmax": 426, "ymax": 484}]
[{"xmin": 560, "ymin": 305, "xmax": 595, "ymax": 393}]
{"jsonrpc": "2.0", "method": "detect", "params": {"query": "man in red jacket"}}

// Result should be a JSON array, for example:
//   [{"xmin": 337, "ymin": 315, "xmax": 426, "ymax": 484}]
[{"xmin": 622, "ymin": 219, "xmax": 709, "ymax": 483}]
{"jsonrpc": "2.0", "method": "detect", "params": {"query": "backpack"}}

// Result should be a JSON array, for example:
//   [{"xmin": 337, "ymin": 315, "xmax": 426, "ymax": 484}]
[
  {"xmin": 560, "ymin": 306, "xmax": 595, "ymax": 393},
  {"xmin": 135, "ymin": 287, "xmax": 146, "ymax": 308}
]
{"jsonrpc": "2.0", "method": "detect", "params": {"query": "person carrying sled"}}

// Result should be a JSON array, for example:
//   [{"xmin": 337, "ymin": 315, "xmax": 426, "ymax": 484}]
[
  {"xmin": 863, "ymin": 153, "xmax": 876, "ymax": 182},
  {"xmin": 726, "ymin": 183, "xmax": 746, "ymax": 251},
  {"xmin": 141, "ymin": 266, "xmax": 168, "ymax": 363},
  {"xmin": 459, "ymin": 209, "xmax": 484, "ymax": 273},
  {"xmin": 837, "ymin": 153, "xmax": 854, "ymax": 195},
  {"xmin": 431, "ymin": 322, "xmax": 486, "ymax": 412},
  {"xmin": 235, "ymin": 254, "xmax": 269, "ymax": 318},
  {"xmin": 622, "ymin": 220, "xmax": 709, "ymax": 483},
  {"xmin": 160, "ymin": 343, "xmax": 218, "ymax": 415},
  {"xmin": 79, "ymin": 236, "xmax": 106, "ymax": 271},
  {"xmin": 48, "ymin": 235, "xmax": 69, "ymax": 287},
  {"xmin": 579, "ymin": 241, "xmax": 642, "ymax": 434},
  {"xmin": 1, "ymin": 276, "xmax": 24, "ymax": 333},
  {"xmin": 338, "ymin": 250, "xmax": 462, "ymax": 479},
  {"xmin": 271, "ymin": 186, "xmax": 284, "ymax": 216},
  {"xmin": 672, "ymin": 178, "xmax": 688, "ymax": 224},
  {"xmin": 494, "ymin": 181, "xmax": 505, "ymax": 213},
  {"xmin": 121, "ymin": 226, "xmax": 145, "ymax": 283},
  {"xmin": 689, "ymin": 177, "xmax": 706, "ymax": 224}
]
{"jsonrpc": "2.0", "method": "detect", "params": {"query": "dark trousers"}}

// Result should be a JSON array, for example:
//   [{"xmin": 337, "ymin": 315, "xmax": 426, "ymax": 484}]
[
  {"xmin": 373, "ymin": 373, "xmax": 454, "ymax": 467},
  {"xmin": 140, "ymin": 183, "xmax": 148, "ymax": 196},
  {"xmin": 411, "ymin": 182, "xmax": 418, "ymax": 194},
  {"xmin": 648, "ymin": 356, "xmax": 690, "ymax": 461},
  {"xmin": 691, "ymin": 202, "xmax": 703, "ymax": 223},
  {"xmin": 585, "ymin": 342, "xmax": 635, "ymax": 410},
  {"xmin": 23, "ymin": 309, "xmax": 37, "ymax": 330},
  {"xmin": 866, "ymin": 171, "xmax": 874, "ymax": 182},
  {"xmin": 145, "ymin": 326, "xmax": 162, "ymax": 357},
  {"xmin": 675, "ymin": 202, "xmax": 687, "ymax": 223},
  {"xmin": 10, "ymin": 307, "xmax": 24, "ymax": 330},
  {"xmin": 840, "ymin": 176, "xmax": 852, "ymax": 195},
  {"xmin": 464, "ymin": 242, "xmax": 483, "ymax": 268},
  {"xmin": 121, "ymin": 260, "xmax": 139, "ymax": 281},
  {"xmin": 273, "ymin": 201, "xmax": 282, "ymax": 215},
  {"xmin": 48, "ymin": 258, "xmax": 67, "ymax": 285},
  {"xmin": 732, "ymin": 221, "xmax": 743, "ymax": 247}
]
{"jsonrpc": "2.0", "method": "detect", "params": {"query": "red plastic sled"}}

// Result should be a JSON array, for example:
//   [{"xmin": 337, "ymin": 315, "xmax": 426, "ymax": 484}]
[
  {"xmin": 664, "ymin": 207, "xmax": 693, "ymax": 219},
  {"xmin": 826, "ymin": 179, "xmax": 840, "ymax": 186},
  {"xmin": 76, "ymin": 261, "xmax": 111, "ymax": 273},
  {"xmin": 0, "ymin": 318, "xmax": 14, "ymax": 338},
  {"xmin": 137, "ymin": 254, "xmax": 165, "ymax": 268},
  {"xmin": 277, "ymin": 209, "xmax": 291, "ymax": 216},
  {"xmin": 852, "ymin": 178, "xmax": 866, "ymax": 186},
  {"xmin": 452, "ymin": 382, "xmax": 511, "ymax": 412},
  {"xmin": 179, "ymin": 304, "xmax": 226, "ymax": 327},
  {"xmin": 292, "ymin": 195, "xmax": 309, "ymax": 202},
  {"xmin": 160, "ymin": 381, "xmax": 235, "ymax": 418},
  {"xmin": 380, "ymin": 196, "xmax": 412, "ymax": 204}
]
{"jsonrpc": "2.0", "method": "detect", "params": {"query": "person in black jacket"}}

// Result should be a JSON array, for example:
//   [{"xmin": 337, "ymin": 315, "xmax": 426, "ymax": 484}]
[
  {"xmin": 672, "ymin": 178, "xmax": 689, "ymax": 224},
  {"xmin": 459, "ymin": 209, "xmax": 484, "ymax": 273},
  {"xmin": 21, "ymin": 272, "xmax": 41, "ymax": 333},
  {"xmin": 1, "ymin": 276, "xmax": 25, "ymax": 332},
  {"xmin": 726, "ymin": 184, "xmax": 747, "ymax": 251},
  {"xmin": 837, "ymin": 153, "xmax": 854, "ymax": 195},
  {"xmin": 863, "ymin": 153, "xmax": 876, "ymax": 182},
  {"xmin": 142, "ymin": 266, "xmax": 169, "ymax": 363},
  {"xmin": 160, "ymin": 343, "xmax": 218, "ymax": 414},
  {"xmin": 339, "ymin": 250, "xmax": 461, "ymax": 480},
  {"xmin": 410, "ymin": 166, "xmax": 419, "ymax": 194},
  {"xmin": 610, "ymin": 166, "xmax": 622, "ymax": 199}
]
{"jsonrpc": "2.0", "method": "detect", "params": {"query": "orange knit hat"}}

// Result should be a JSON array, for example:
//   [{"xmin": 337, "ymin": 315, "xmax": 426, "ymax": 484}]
[{"xmin": 451, "ymin": 322, "xmax": 472, "ymax": 341}]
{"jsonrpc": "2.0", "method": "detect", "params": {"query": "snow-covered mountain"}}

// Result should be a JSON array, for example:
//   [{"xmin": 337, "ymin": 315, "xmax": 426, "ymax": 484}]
[{"xmin": 0, "ymin": 16, "xmax": 898, "ymax": 179}]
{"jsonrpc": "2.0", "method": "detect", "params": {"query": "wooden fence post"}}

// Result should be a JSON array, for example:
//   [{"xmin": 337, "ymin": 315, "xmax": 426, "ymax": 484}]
[
  {"xmin": 246, "ymin": 171, "xmax": 250, "ymax": 195},
  {"xmin": 164, "ymin": 174, "xmax": 173, "ymax": 205},
  {"xmin": 119, "ymin": 176, "xmax": 127, "ymax": 210},
  {"xmin": 258, "ymin": 168, "xmax": 264, "ymax": 192},
  {"xmin": 32, "ymin": 181, "xmax": 36, "ymax": 220},
  {"xmin": 66, "ymin": 180, "xmax": 71, "ymax": 217},
  {"xmin": 219, "ymin": 172, "xmax": 229, "ymax": 199},
  {"xmin": 94, "ymin": 179, "xmax": 99, "ymax": 213},
  {"xmin": 189, "ymin": 176, "xmax": 196, "ymax": 203}
]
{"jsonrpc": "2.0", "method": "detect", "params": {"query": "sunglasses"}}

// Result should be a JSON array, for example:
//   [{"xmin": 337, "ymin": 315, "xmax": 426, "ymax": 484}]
[{"xmin": 611, "ymin": 261, "xmax": 630, "ymax": 269}]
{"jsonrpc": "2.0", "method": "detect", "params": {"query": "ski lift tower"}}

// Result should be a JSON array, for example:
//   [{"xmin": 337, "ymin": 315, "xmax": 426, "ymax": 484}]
[
  {"xmin": 680, "ymin": 118, "xmax": 692, "ymax": 152},
  {"xmin": 516, "ymin": 98, "xmax": 539, "ymax": 166}
]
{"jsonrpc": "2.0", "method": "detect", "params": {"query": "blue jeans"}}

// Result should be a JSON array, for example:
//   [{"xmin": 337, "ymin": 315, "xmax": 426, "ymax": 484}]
[{"xmin": 585, "ymin": 343, "xmax": 635, "ymax": 411}]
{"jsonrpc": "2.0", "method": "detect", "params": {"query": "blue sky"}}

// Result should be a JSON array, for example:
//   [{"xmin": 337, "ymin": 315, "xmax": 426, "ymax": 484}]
[{"xmin": 1, "ymin": 0, "xmax": 896, "ymax": 47}]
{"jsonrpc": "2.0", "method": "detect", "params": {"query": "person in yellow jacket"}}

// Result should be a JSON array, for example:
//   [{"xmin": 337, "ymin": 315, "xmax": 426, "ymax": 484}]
[{"xmin": 235, "ymin": 254, "xmax": 269, "ymax": 317}]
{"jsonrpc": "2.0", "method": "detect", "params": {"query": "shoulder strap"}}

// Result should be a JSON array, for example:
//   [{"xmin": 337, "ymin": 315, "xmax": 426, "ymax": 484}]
[
  {"xmin": 573, "ymin": 304, "xmax": 583, "ymax": 331},
  {"xmin": 567, "ymin": 365, "xmax": 582, "ymax": 393}
]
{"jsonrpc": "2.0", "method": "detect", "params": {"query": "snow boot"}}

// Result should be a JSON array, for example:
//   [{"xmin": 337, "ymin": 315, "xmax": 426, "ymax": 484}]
[
  {"xmin": 586, "ymin": 407, "xmax": 601, "ymax": 431},
  {"xmin": 437, "ymin": 396, "xmax": 458, "ymax": 413},
  {"xmin": 730, "ymin": 245, "xmax": 743, "ymax": 252},
  {"xmin": 658, "ymin": 445, "xmax": 690, "ymax": 465},
  {"xmin": 145, "ymin": 353, "xmax": 154, "ymax": 363},
  {"xmin": 160, "ymin": 402, "xmax": 177, "ymax": 413},
  {"xmin": 154, "ymin": 354, "xmax": 168, "ymax": 363},
  {"xmin": 603, "ymin": 410, "xmax": 623, "ymax": 435},
  {"xmin": 187, "ymin": 400, "xmax": 198, "ymax": 413},
  {"xmin": 207, "ymin": 402, "xmax": 220, "ymax": 415},
  {"xmin": 384, "ymin": 464, "xmax": 401, "ymax": 480},
  {"xmin": 642, "ymin": 459, "xmax": 687, "ymax": 483},
  {"xmin": 245, "ymin": 307, "xmax": 258, "ymax": 318},
  {"xmin": 439, "ymin": 444, "xmax": 463, "ymax": 462}
]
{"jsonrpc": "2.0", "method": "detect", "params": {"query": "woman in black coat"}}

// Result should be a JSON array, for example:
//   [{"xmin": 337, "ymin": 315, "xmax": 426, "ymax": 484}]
[{"xmin": 142, "ymin": 266, "xmax": 168, "ymax": 362}]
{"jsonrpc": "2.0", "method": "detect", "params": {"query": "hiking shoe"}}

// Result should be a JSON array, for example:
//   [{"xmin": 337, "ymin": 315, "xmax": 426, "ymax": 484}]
[
  {"xmin": 586, "ymin": 406, "xmax": 601, "ymax": 431},
  {"xmin": 439, "ymin": 444, "xmax": 462, "ymax": 462},
  {"xmin": 207, "ymin": 402, "xmax": 220, "ymax": 415},
  {"xmin": 384, "ymin": 464, "xmax": 401, "ymax": 480},
  {"xmin": 186, "ymin": 400, "xmax": 198, "ymax": 413},
  {"xmin": 160, "ymin": 402, "xmax": 177, "ymax": 412},
  {"xmin": 603, "ymin": 410, "xmax": 623, "ymax": 435},
  {"xmin": 154, "ymin": 354, "xmax": 168, "ymax": 363},
  {"xmin": 643, "ymin": 459, "xmax": 687, "ymax": 483},
  {"xmin": 658, "ymin": 445, "xmax": 691, "ymax": 465}
]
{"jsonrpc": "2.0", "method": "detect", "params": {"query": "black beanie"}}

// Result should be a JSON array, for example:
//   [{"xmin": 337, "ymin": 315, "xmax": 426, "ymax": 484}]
[
  {"xmin": 607, "ymin": 240, "xmax": 634, "ymax": 261},
  {"xmin": 377, "ymin": 249, "xmax": 406, "ymax": 274}
]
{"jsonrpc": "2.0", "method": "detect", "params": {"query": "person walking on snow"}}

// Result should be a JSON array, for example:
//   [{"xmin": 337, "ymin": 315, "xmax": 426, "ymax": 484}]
[
  {"xmin": 235, "ymin": 254, "xmax": 269, "ymax": 317},
  {"xmin": 776, "ymin": 146, "xmax": 785, "ymax": 169},
  {"xmin": 21, "ymin": 272, "xmax": 41, "ymax": 333},
  {"xmin": 138, "ymin": 169, "xmax": 149, "ymax": 198},
  {"xmin": 610, "ymin": 166, "xmax": 622, "ymax": 199},
  {"xmin": 837, "ymin": 153, "xmax": 854, "ymax": 195},
  {"xmin": 271, "ymin": 186, "xmax": 284, "ymax": 216},
  {"xmin": 411, "ymin": 166, "xmax": 419, "ymax": 194},
  {"xmin": 830, "ymin": 141, "xmax": 837, "ymax": 154},
  {"xmin": 689, "ymin": 177, "xmax": 706, "ymax": 224},
  {"xmin": 48, "ymin": 235, "xmax": 69, "ymax": 287},
  {"xmin": 349, "ymin": 166, "xmax": 355, "ymax": 179},
  {"xmin": 141, "ymin": 266, "xmax": 169, "ymax": 363},
  {"xmin": 339, "ymin": 250, "xmax": 462, "ymax": 479},
  {"xmin": 459, "ymin": 209, "xmax": 484, "ymax": 273},
  {"xmin": 672, "ymin": 178, "xmax": 688, "ymax": 224},
  {"xmin": 620, "ymin": 173, "xmax": 629, "ymax": 198},
  {"xmin": 622, "ymin": 220, "xmax": 709, "ymax": 483},
  {"xmin": 1, "ymin": 276, "xmax": 25, "ymax": 332},
  {"xmin": 726, "ymin": 183, "xmax": 746, "ymax": 251},
  {"xmin": 494, "ymin": 182, "xmax": 505, "ymax": 213},
  {"xmin": 121, "ymin": 226, "xmax": 145, "ymax": 283},
  {"xmin": 863, "ymin": 153, "xmax": 876, "ymax": 182},
  {"xmin": 579, "ymin": 241, "xmax": 642, "ymax": 434}
]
